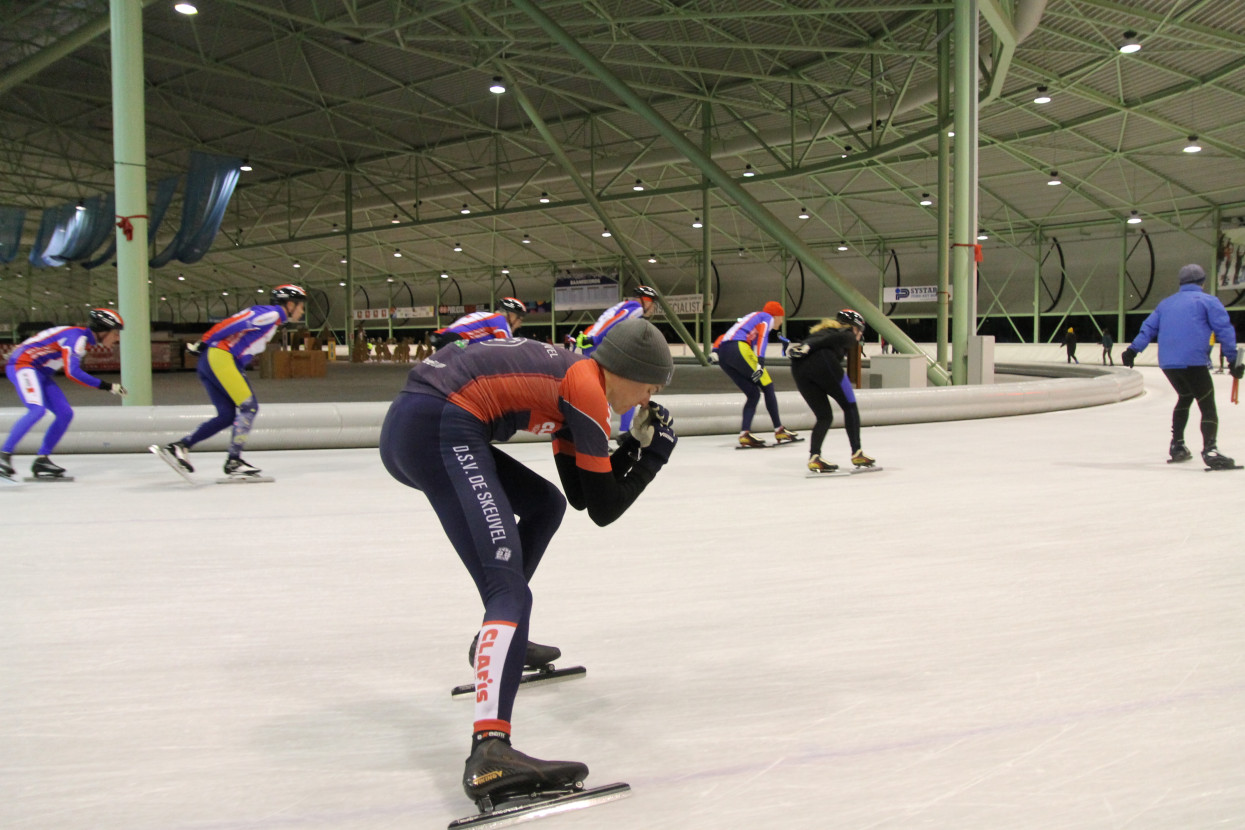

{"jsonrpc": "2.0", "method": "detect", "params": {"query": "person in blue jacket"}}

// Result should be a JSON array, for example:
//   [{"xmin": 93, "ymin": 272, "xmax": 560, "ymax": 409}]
[{"xmin": 1122, "ymin": 264, "xmax": 1242, "ymax": 469}]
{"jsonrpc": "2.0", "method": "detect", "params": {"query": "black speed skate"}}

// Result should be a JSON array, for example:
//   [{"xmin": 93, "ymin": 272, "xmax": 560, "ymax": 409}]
[
  {"xmin": 0, "ymin": 451, "xmax": 15, "ymax": 481},
  {"xmin": 1202, "ymin": 448, "xmax": 1240, "ymax": 471},
  {"xmin": 462, "ymin": 739, "xmax": 588, "ymax": 805},
  {"xmin": 31, "ymin": 455, "xmax": 69, "ymax": 479},
  {"xmin": 469, "ymin": 634, "xmax": 561, "ymax": 670},
  {"xmin": 1168, "ymin": 440, "xmax": 1193, "ymax": 463}
]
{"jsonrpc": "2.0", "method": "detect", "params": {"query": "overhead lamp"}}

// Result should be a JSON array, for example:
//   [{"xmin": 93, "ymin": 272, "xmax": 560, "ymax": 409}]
[
  {"xmin": 977, "ymin": 231, "xmax": 989, "ymax": 241},
  {"xmin": 221, "ymin": 291, "xmax": 229, "ymax": 296},
  {"xmin": 174, "ymin": 3, "xmax": 198, "ymax": 15},
  {"xmin": 393, "ymin": 249, "xmax": 402, "ymax": 257},
  {"xmin": 742, "ymin": 164, "xmax": 756, "ymax": 177},
  {"xmin": 691, "ymin": 217, "xmax": 703, "ymax": 228},
  {"xmin": 331, "ymin": 222, "xmax": 339, "ymax": 232},
  {"xmin": 453, "ymin": 242, "xmax": 463, "ymax": 252},
  {"xmin": 256, "ymin": 288, "xmax": 264, "ymax": 293},
  {"xmin": 647, "ymin": 254, "xmax": 657, "ymax": 263},
  {"xmin": 539, "ymin": 192, "xmax": 550, "ymax": 203},
  {"xmin": 1127, "ymin": 210, "xmax": 1143, "ymax": 225},
  {"xmin": 947, "ymin": 130, "xmax": 955, "ymax": 137},
  {"xmin": 387, "ymin": 277, "xmax": 395, "ymax": 283},
  {"xmin": 837, "ymin": 242, "xmax": 849, "ymax": 251},
  {"xmin": 75, "ymin": 199, "xmax": 86, "ymax": 211},
  {"xmin": 340, "ymin": 257, "xmax": 348, "ymax": 263},
  {"xmin": 1184, "ymin": 135, "xmax": 1202, "ymax": 153},
  {"xmin": 391, "ymin": 214, "xmax": 400, "ymax": 224},
  {"xmin": 501, "ymin": 266, "xmax": 510, "ymax": 274},
  {"xmin": 632, "ymin": 179, "xmax": 645, "ymax": 192},
  {"xmin": 339, "ymin": 281, "xmax": 347, "ymax": 287},
  {"xmin": 1118, "ymin": 30, "xmax": 1141, "ymax": 54},
  {"xmin": 292, "ymin": 261, "xmax": 301, "ymax": 268},
  {"xmin": 738, "ymin": 247, "xmax": 745, "ymax": 257},
  {"xmin": 919, "ymin": 193, "xmax": 933, "ymax": 206},
  {"xmin": 440, "ymin": 272, "xmax": 449, "ymax": 279},
  {"xmin": 1033, "ymin": 85, "xmax": 1051, "ymax": 105},
  {"xmin": 522, "ymin": 234, "xmax": 531, "ymax": 243},
  {"xmin": 177, "ymin": 274, "xmax": 186, "ymax": 281},
  {"xmin": 601, "ymin": 227, "xmax": 612, "ymax": 237},
  {"xmin": 239, "ymin": 159, "xmax": 252, "ymax": 172},
  {"xmin": 460, "ymin": 204, "xmax": 471, "ymax": 214},
  {"xmin": 488, "ymin": 77, "xmax": 506, "ymax": 94},
  {"xmin": 797, "ymin": 207, "xmax": 810, "ymax": 219},
  {"xmin": 1047, "ymin": 170, "xmax": 1062, "ymax": 186}
]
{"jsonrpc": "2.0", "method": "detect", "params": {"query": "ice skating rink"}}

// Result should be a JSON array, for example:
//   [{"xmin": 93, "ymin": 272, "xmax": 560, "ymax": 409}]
[{"xmin": 3, "ymin": 366, "xmax": 1243, "ymax": 830}]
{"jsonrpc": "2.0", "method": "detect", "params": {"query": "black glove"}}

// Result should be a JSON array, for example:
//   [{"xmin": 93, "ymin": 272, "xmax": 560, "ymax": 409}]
[
  {"xmin": 185, "ymin": 341, "xmax": 205, "ymax": 355},
  {"xmin": 1121, "ymin": 348, "xmax": 1136, "ymax": 368},
  {"xmin": 629, "ymin": 402, "xmax": 673, "ymax": 448},
  {"xmin": 636, "ymin": 420, "xmax": 677, "ymax": 475},
  {"xmin": 1231, "ymin": 359, "xmax": 1244, "ymax": 380},
  {"xmin": 749, "ymin": 367, "xmax": 764, "ymax": 384},
  {"xmin": 787, "ymin": 342, "xmax": 810, "ymax": 359},
  {"xmin": 101, "ymin": 382, "xmax": 127, "ymax": 397}
]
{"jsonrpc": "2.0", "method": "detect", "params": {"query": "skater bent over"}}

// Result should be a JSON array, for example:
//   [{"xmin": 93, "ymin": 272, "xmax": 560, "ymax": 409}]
[
  {"xmin": 430, "ymin": 297, "xmax": 526, "ymax": 349},
  {"xmin": 158, "ymin": 284, "xmax": 306, "ymax": 478},
  {"xmin": 1121, "ymin": 264, "xmax": 1241, "ymax": 469},
  {"xmin": 378, "ymin": 318, "xmax": 676, "ymax": 808},
  {"xmin": 789, "ymin": 309, "xmax": 875, "ymax": 473},
  {"xmin": 714, "ymin": 301, "xmax": 798, "ymax": 447},
  {"xmin": 1, "ymin": 308, "xmax": 127, "ymax": 480}
]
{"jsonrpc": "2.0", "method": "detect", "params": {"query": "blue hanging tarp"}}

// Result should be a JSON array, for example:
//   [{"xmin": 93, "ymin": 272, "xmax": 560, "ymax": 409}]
[
  {"xmin": 150, "ymin": 151, "xmax": 241, "ymax": 267},
  {"xmin": 83, "ymin": 175, "xmax": 180, "ymax": 270},
  {"xmin": 0, "ymin": 206, "xmax": 24, "ymax": 265}
]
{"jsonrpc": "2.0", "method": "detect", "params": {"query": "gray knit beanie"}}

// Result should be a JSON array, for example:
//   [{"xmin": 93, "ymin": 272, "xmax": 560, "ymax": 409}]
[
  {"xmin": 590, "ymin": 318, "xmax": 674, "ymax": 385},
  {"xmin": 1178, "ymin": 263, "xmax": 1206, "ymax": 285}
]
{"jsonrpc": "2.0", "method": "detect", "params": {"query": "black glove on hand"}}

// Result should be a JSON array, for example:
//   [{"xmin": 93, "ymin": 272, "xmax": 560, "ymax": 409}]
[
  {"xmin": 628, "ymin": 402, "xmax": 673, "ymax": 448},
  {"xmin": 787, "ymin": 342, "xmax": 810, "ymax": 359},
  {"xmin": 101, "ymin": 382, "xmax": 127, "ymax": 397},
  {"xmin": 1121, "ymin": 348, "xmax": 1136, "ymax": 368},
  {"xmin": 185, "ymin": 341, "xmax": 205, "ymax": 355},
  {"xmin": 749, "ymin": 367, "xmax": 764, "ymax": 384},
  {"xmin": 1231, "ymin": 359, "xmax": 1245, "ymax": 380},
  {"xmin": 636, "ymin": 421, "xmax": 677, "ymax": 475}
]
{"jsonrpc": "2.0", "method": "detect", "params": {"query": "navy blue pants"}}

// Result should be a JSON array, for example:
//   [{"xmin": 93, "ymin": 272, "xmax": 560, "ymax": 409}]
[
  {"xmin": 378, "ymin": 392, "xmax": 566, "ymax": 728},
  {"xmin": 717, "ymin": 340, "xmax": 782, "ymax": 432},
  {"xmin": 1163, "ymin": 366, "xmax": 1217, "ymax": 450}
]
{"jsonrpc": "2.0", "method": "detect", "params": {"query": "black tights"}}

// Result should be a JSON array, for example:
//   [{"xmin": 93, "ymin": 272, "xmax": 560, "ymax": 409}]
[{"xmin": 1162, "ymin": 366, "xmax": 1218, "ymax": 450}]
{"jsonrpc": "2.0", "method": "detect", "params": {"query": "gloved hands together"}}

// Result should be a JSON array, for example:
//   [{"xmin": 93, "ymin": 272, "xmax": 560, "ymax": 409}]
[
  {"xmin": 628, "ymin": 402, "xmax": 673, "ymax": 448},
  {"xmin": 749, "ymin": 367, "xmax": 764, "ymax": 384},
  {"xmin": 788, "ymin": 342, "xmax": 810, "ymax": 358},
  {"xmin": 103, "ymin": 382, "xmax": 127, "ymax": 397},
  {"xmin": 1121, "ymin": 348, "xmax": 1136, "ymax": 368},
  {"xmin": 185, "ymin": 341, "xmax": 205, "ymax": 355}
]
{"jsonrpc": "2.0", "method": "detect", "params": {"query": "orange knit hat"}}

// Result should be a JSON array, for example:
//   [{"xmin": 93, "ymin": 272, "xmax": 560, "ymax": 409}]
[{"xmin": 763, "ymin": 301, "xmax": 785, "ymax": 317}]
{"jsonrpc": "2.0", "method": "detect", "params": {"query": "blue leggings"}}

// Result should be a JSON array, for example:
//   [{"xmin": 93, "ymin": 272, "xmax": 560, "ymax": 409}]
[
  {"xmin": 717, "ymin": 340, "xmax": 782, "ymax": 432},
  {"xmin": 183, "ymin": 351, "xmax": 258, "ymax": 456},
  {"xmin": 4, "ymin": 366, "xmax": 74, "ymax": 455},
  {"xmin": 378, "ymin": 392, "xmax": 567, "ymax": 728}
]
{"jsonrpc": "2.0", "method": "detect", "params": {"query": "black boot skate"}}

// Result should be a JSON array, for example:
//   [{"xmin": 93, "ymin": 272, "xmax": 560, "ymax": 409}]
[
  {"xmin": 1168, "ymin": 440, "xmax": 1193, "ymax": 463},
  {"xmin": 31, "ymin": 455, "xmax": 67, "ymax": 479},
  {"xmin": 1202, "ymin": 447, "xmax": 1237, "ymax": 470},
  {"xmin": 462, "ymin": 738, "xmax": 588, "ymax": 806},
  {"xmin": 165, "ymin": 441, "xmax": 194, "ymax": 473},
  {"xmin": 0, "ymin": 451, "xmax": 14, "ymax": 480},
  {"xmin": 469, "ymin": 633, "xmax": 561, "ymax": 670},
  {"xmin": 223, "ymin": 456, "xmax": 262, "ymax": 477}
]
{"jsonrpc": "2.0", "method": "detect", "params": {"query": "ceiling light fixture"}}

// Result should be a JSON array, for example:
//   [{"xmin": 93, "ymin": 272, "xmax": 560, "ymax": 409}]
[
  {"xmin": 440, "ymin": 272, "xmax": 449, "ymax": 279},
  {"xmin": 837, "ymin": 242, "xmax": 849, "ymax": 251},
  {"xmin": 797, "ymin": 207, "xmax": 810, "ymax": 219},
  {"xmin": 539, "ymin": 192, "xmax": 550, "ymax": 203},
  {"xmin": 647, "ymin": 254, "xmax": 657, "ymax": 263},
  {"xmin": 977, "ymin": 231, "xmax": 990, "ymax": 241},
  {"xmin": 501, "ymin": 266, "xmax": 510, "ymax": 274},
  {"xmin": 522, "ymin": 234, "xmax": 531, "ymax": 243},
  {"xmin": 174, "ymin": 2, "xmax": 198, "ymax": 15},
  {"xmin": 691, "ymin": 217, "xmax": 703, "ymax": 228},
  {"xmin": 488, "ymin": 77, "xmax": 506, "ymax": 94},
  {"xmin": 239, "ymin": 159, "xmax": 252, "ymax": 172},
  {"xmin": 292, "ymin": 261, "xmax": 300, "ymax": 268},
  {"xmin": 601, "ymin": 227, "xmax": 612, "ymax": 237},
  {"xmin": 1118, "ymin": 30, "xmax": 1141, "ymax": 54},
  {"xmin": 391, "ymin": 214, "xmax": 400, "ymax": 224},
  {"xmin": 393, "ymin": 249, "xmax": 402, "ymax": 257},
  {"xmin": 1047, "ymin": 170, "xmax": 1062, "ymax": 186},
  {"xmin": 75, "ymin": 199, "xmax": 86, "ymax": 211},
  {"xmin": 1127, "ymin": 211, "xmax": 1142, "ymax": 225},
  {"xmin": 1184, "ymin": 135, "xmax": 1202, "ymax": 153},
  {"xmin": 742, "ymin": 164, "xmax": 756, "ymax": 177},
  {"xmin": 340, "ymin": 257, "xmax": 348, "ymax": 263},
  {"xmin": 453, "ymin": 242, "xmax": 463, "ymax": 252},
  {"xmin": 919, "ymin": 193, "xmax": 933, "ymax": 206},
  {"xmin": 460, "ymin": 204, "xmax": 471, "ymax": 214},
  {"xmin": 1033, "ymin": 85, "xmax": 1051, "ymax": 104},
  {"xmin": 632, "ymin": 179, "xmax": 644, "ymax": 192},
  {"xmin": 339, "ymin": 281, "xmax": 346, "ymax": 287}
]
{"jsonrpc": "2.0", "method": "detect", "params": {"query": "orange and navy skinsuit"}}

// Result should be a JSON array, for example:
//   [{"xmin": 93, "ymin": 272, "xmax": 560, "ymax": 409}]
[
  {"xmin": 4, "ymin": 326, "xmax": 107, "ymax": 455},
  {"xmin": 581, "ymin": 299, "xmax": 645, "ymax": 354},
  {"xmin": 379, "ymin": 337, "xmax": 662, "ymax": 740},
  {"xmin": 432, "ymin": 311, "xmax": 512, "ymax": 348}
]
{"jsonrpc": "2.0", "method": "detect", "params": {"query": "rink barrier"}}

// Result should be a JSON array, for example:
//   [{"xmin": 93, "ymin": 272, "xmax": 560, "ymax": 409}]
[{"xmin": 0, "ymin": 364, "xmax": 1143, "ymax": 454}]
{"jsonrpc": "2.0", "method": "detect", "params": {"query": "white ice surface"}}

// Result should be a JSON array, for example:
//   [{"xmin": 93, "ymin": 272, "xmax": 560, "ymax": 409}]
[{"xmin": 2, "ymin": 367, "xmax": 1244, "ymax": 830}]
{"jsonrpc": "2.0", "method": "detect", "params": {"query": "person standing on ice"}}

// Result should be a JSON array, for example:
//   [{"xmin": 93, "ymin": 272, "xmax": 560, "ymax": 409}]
[
  {"xmin": 713, "ymin": 300, "xmax": 799, "ymax": 448},
  {"xmin": 1121, "ymin": 263, "xmax": 1241, "ymax": 469},
  {"xmin": 378, "ymin": 318, "xmax": 676, "ymax": 808},
  {"xmin": 1, "ymin": 308, "xmax": 127, "ymax": 481}
]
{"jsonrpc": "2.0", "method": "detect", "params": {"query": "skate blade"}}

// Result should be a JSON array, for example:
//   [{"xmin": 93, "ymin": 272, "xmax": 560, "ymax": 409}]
[
  {"xmin": 452, "ymin": 665, "xmax": 586, "ymax": 699},
  {"xmin": 149, "ymin": 445, "xmax": 197, "ymax": 484},
  {"xmin": 773, "ymin": 437, "xmax": 805, "ymax": 445},
  {"xmin": 1203, "ymin": 464, "xmax": 1243, "ymax": 472},
  {"xmin": 735, "ymin": 444, "xmax": 768, "ymax": 450},
  {"xmin": 24, "ymin": 474, "xmax": 74, "ymax": 482},
  {"xmin": 805, "ymin": 465, "xmax": 883, "ymax": 479},
  {"xmin": 216, "ymin": 475, "xmax": 275, "ymax": 484},
  {"xmin": 450, "ymin": 782, "xmax": 630, "ymax": 830}
]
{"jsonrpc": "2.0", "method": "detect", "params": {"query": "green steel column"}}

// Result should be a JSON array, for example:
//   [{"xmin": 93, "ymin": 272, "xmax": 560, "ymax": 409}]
[
  {"xmin": 701, "ymin": 105, "xmax": 713, "ymax": 355},
  {"xmin": 111, "ymin": 0, "xmax": 151, "ymax": 405},
  {"xmin": 1033, "ymin": 232, "xmax": 1042, "ymax": 342},
  {"xmin": 951, "ymin": 0, "xmax": 980, "ymax": 385},
  {"xmin": 511, "ymin": 0, "xmax": 949, "ymax": 385},
  {"xmin": 936, "ymin": 6, "xmax": 951, "ymax": 368},
  {"xmin": 1118, "ymin": 222, "xmax": 1127, "ymax": 342},
  {"xmin": 344, "ymin": 172, "xmax": 354, "ymax": 343}
]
